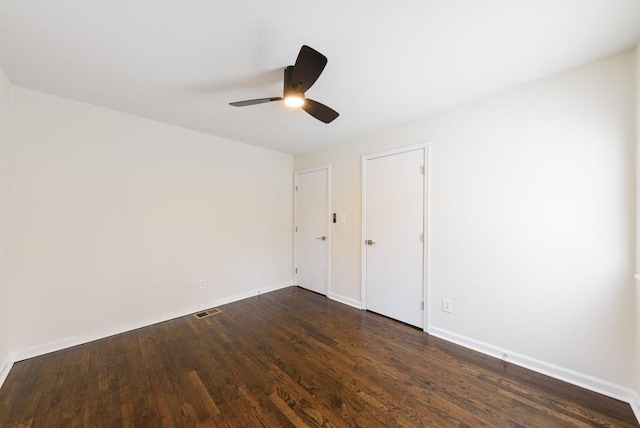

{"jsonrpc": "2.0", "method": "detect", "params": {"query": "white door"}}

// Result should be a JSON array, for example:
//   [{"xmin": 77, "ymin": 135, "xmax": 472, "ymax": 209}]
[
  {"xmin": 295, "ymin": 167, "xmax": 329, "ymax": 295},
  {"xmin": 364, "ymin": 148, "xmax": 425, "ymax": 327}
]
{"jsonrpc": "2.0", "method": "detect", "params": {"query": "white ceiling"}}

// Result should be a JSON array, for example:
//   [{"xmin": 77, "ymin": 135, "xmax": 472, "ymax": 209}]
[{"xmin": 0, "ymin": 1, "xmax": 639, "ymax": 155}]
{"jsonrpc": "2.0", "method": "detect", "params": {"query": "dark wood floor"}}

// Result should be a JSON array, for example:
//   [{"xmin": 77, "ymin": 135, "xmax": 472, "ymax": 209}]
[{"xmin": 0, "ymin": 287, "xmax": 637, "ymax": 427}]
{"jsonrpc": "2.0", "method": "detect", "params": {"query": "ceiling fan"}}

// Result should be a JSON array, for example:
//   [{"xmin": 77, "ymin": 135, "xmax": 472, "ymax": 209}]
[{"xmin": 229, "ymin": 45, "xmax": 339, "ymax": 124}]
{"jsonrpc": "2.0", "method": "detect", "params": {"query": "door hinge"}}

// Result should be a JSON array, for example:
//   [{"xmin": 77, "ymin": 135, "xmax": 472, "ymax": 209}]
[
  {"xmin": 295, "ymin": 185, "xmax": 298, "ymax": 191},
  {"xmin": 295, "ymin": 226, "xmax": 298, "ymax": 232},
  {"xmin": 420, "ymin": 165, "xmax": 425, "ymax": 174},
  {"xmin": 421, "ymin": 301, "xmax": 424, "ymax": 310},
  {"xmin": 295, "ymin": 268, "xmax": 298, "ymax": 274}
]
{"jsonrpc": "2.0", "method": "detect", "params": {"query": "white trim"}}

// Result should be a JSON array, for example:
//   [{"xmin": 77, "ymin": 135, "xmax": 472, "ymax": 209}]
[
  {"xmin": 0, "ymin": 356, "xmax": 14, "ymax": 390},
  {"xmin": 328, "ymin": 292, "xmax": 364, "ymax": 309},
  {"xmin": 630, "ymin": 391, "xmax": 640, "ymax": 425},
  {"xmin": 635, "ymin": 277, "xmax": 640, "ymax": 423},
  {"xmin": 361, "ymin": 142, "xmax": 431, "ymax": 329},
  {"xmin": 360, "ymin": 156, "xmax": 367, "ymax": 306},
  {"xmin": 293, "ymin": 165, "xmax": 331, "ymax": 296},
  {"xmin": 423, "ymin": 143, "xmax": 432, "ymax": 333},
  {"xmin": 4, "ymin": 282, "xmax": 639, "ymax": 425},
  {"xmin": 430, "ymin": 326, "xmax": 640, "ymax": 416},
  {"xmin": 11, "ymin": 281, "xmax": 293, "ymax": 362},
  {"xmin": 326, "ymin": 166, "xmax": 332, "ymax": 295},
  {"xmin": 363, "ymin": 142, "xmax": 431, "ymax": 161}
]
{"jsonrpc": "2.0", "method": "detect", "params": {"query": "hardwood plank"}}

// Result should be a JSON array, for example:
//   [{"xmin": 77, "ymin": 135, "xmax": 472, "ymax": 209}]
[
  {"xmin": 0, "ymin": 287, "xmax": 637, "ymax": 427},
  {"xmin": 186, "ymin": 370, "xmax": 220, "ymax": 419},
  {"xmin": 0, "ymin": 359, "xmax": 43, "ymax": 426}
]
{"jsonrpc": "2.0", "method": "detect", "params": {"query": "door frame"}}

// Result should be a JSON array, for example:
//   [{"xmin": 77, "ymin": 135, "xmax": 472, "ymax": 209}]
[
  {"xmin": 293, "ymin": 165, "xmax": 332, "ymax": 295},
  {"xmin": 361, "ymin": 143, "xmax": 431, "ymax": 331}
]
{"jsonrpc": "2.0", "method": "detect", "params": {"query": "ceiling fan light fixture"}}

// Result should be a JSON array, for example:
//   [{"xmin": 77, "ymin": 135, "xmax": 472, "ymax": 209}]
[{"xmin": 284, "ymin": 94, "xmax": 305, "ymax": 107}]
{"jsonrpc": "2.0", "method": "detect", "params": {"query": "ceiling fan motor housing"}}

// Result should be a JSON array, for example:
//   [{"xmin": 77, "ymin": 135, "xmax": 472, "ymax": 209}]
[{"xmin": 284, "ymin": 65, "xmax": 303, "ymax": 98}]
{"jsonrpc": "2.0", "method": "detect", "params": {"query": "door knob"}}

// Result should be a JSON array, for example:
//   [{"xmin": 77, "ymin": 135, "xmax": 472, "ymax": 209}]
[
  {"xmin": 316, "ymin": 236, "xmax": 326, "ymax": 241},
  {"xmin": 365, "ymin": 239, "xmax": 376, "ymax": 246}
]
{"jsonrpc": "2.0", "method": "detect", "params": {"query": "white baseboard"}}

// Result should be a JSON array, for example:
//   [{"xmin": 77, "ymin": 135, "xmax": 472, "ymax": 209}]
[
  {"xmin": 5, "ymin": 284, "xmax": 639, "ymax": 426},
  {"xmin": 630, "ymin": 391, "xmax": 640, "ymax": 425},
  {"xmin": 430, "ymin": 326, "xmax": 639, "ymax": 422},
  {"xmin": 328, "ymin": 292, "xmax": 363, "ymax": 309},
  {"xmin": 11, "ymin": 281, "xmax": 294, "ymax": 362},
  {"xmin": 633, "ymin": 275, "xmax": 640, "ymax": 424},
  {"xmin": 0, "ymin": 355, "xmax": 14, "ymax": 390}
]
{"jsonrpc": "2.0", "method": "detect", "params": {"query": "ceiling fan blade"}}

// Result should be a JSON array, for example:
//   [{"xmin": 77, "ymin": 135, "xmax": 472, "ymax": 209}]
[
  {"xmin": 229, "ymin": 97, "xmax": 282, "ymax": 107},
  {"xmin": 302, "ymin": 99, "xmax": 339, "ymax": 123},
  {"xmin": 291, "ymin": 45, "xmax": 327, "ymax": 93}
]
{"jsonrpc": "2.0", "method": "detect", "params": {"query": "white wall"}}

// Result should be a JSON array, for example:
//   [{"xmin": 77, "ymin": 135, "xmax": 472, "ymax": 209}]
[
  {"xmin": 0, "ymin": 66, "xmax": 11, "ymax": 377},
  {"xmin": 636, "ymin": 42, "xmax": 640, "ymax": 402},
  {"xmin": 296, "ymin": 51, "xmax": 636, "ymax": 389},
  {"xmin": 8, "ymin": 87, "xmax": 293, "ymax": 355}
]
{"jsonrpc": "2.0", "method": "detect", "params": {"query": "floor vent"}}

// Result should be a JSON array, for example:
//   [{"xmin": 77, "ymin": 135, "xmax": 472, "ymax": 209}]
[{"xmin": 193, "ymin": 308, "xmax": 221, "ymax": 319}]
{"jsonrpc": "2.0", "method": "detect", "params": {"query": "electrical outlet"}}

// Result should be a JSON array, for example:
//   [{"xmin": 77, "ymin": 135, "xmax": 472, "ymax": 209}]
[
  {"xmin": 199, "ymin": 278, "xmax": 206, "ymax": 289},
  {"xmin": 442, "ymin": 298, "xmax": 452, "ymax": 313}
]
